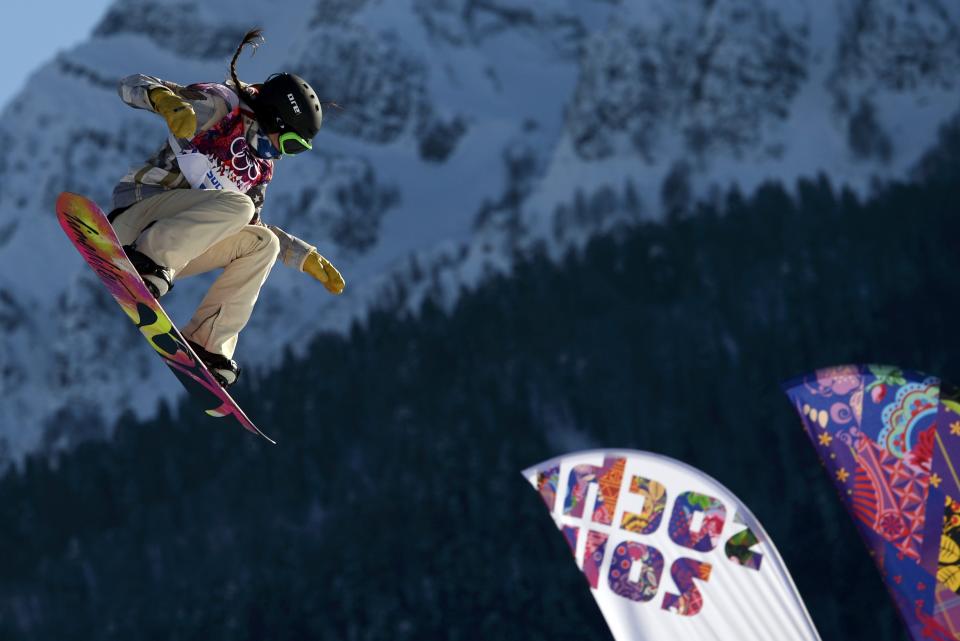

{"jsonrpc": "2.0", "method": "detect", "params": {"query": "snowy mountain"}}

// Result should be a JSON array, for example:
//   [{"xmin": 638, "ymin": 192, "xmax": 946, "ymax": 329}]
[{"xmin": 0, "ymin": 0, "xmax": 957, "ymax": 463}]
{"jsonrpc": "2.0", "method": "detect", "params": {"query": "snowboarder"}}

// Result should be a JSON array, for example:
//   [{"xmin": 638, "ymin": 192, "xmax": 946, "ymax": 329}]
[{"xmin": 108, "ymin": 28, "xmax": 343, "ymax": 388}]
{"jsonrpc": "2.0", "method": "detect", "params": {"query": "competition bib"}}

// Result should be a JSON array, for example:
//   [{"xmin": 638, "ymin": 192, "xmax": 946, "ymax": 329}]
[{"xmin": 169, "ymin": 93, "xmax": 272, "ymax": 194}]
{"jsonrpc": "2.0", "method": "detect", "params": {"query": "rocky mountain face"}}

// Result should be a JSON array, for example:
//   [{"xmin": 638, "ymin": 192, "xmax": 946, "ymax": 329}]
[{"xmin": 0, "ymin": 0, "xmax": 956, "ymax": 464}]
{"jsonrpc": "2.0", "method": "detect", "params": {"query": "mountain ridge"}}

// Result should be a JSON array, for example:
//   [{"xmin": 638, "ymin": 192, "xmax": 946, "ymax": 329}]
[{"xmin": 0, "ymin": 0, "xmax": 956, "ymax": 463}]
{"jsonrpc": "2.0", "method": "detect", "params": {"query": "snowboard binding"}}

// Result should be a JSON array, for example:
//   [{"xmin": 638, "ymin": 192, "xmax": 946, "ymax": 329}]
[
  {"xmin": 124, "ymin": 245, "xmax": 174, "ymax": 299},
  {"xmin": 187, "ymin": 340, "xmax": 242, "ymax": 389}
]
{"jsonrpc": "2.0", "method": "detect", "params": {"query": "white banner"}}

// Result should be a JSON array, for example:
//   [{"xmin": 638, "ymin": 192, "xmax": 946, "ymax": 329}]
[{"xmin": 522, "ymin": 449, "xmax": 821, "ymax": 641}]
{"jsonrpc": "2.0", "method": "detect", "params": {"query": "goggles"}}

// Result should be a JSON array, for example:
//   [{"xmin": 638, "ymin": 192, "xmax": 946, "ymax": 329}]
[
  {"xmin": 267, "ymin": 111, "xmax": 313, "ymax": 155},
  {"xmin": 256, "ymin": 111, "xmax": 314, "ymax": 156},
  {"xmin": 278, "ymin": 130, "xmax": 312, "ymax": 155}
]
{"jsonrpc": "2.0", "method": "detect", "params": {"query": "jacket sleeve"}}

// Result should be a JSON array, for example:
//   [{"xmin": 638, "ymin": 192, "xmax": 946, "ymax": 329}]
[
  {"xmin": 116, "ymin": 74, "xmax": 232, "ymax": 135},
  {"xmin": 266, "ymin": 224, "xmax": 318, "ymax": 271},
  {"xmin": 247, "ymin": 182, "xmax": 268, "ymax": 222},
  {"xmin": 116, "ymin": 74, "xmax": 169, "ymax": 111}
]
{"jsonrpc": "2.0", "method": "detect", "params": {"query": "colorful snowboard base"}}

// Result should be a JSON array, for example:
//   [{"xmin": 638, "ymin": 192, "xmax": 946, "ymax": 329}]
[{"xmin": 55, "ymin": 192, "xmax": 274, "ymax": 444}]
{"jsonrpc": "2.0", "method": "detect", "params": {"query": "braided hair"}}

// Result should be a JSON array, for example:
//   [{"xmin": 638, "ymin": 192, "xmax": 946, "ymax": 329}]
[
  {"xmin": 229, "ymin": 28, "xmax": 265, "ymax": 98},
  {"xmin": 228, "ymin": 27, "xmax": 340, "ymax": 127}
]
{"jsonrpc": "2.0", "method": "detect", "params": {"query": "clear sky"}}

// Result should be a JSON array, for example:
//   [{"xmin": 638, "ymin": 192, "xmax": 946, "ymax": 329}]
[{"xmin": 0, "ymin": 2, "xmax": 114, "ymax": 110}]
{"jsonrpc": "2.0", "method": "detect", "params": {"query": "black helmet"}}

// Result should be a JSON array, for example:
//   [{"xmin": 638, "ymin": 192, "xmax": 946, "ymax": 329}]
[{"xmin": 253, "ymin": 73, "xmax": 323, "ymax": 141}]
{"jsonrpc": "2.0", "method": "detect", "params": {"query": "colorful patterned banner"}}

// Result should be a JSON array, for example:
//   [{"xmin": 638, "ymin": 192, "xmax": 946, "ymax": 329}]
[
  {"xmin": 523, "ymin": 450, "xmax": 821, "ymax": 641},
  {"xmin": 784, "ymin": 364, "xmax": 960, "ymax": 640}
]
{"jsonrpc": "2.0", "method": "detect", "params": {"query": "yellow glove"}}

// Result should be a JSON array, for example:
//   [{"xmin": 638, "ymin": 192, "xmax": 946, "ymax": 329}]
[
  {"xmin": 148, "ymin": 86, "xmax": 197, "ymax": 139},
  {"xmin": 303, "ymin": 250, "xmax": 345, "ymax": 295}
]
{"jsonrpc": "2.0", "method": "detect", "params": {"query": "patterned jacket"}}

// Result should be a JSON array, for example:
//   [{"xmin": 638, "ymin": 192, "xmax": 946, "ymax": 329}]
[{"xmin": 112, "ymin": 74, "xmax": 315, "ymax": 270}]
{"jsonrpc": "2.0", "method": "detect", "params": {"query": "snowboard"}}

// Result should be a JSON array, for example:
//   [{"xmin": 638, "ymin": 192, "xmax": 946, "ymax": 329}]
[{"xmin": 55, "ymin": 192, "xmax": 274, "ymax": 444}]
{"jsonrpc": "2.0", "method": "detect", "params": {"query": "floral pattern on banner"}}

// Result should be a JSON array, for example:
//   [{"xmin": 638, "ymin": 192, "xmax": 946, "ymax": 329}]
[
  {"xmin": 939, "ymin": 496, "xmax": 960, "ymax": 593},
  {"xmin": 842, "ymin": 426, "xmax": 930, "ymax": 561},
  {"xmin": 662, "ymin": 558, "xmax": 713, "ymax": 616},
  {"xmin": 880, "ymin": 380, "xmax": 940, "ymax": 459},
  {"xmin": 668, "ymin": 492, "xmax": 727, "ymax": 552},
  {"xmin": 608, "ymin": 542, "xmax": 664, "ymax": 602},
  {"xmin": 725, "ymin": 512, "xmax": 764, "ymax": 571},
  {"xmin": 536, "ymin": 465, "xmax": 560, "ymax": 512},
  {"xmin": 564, "ymin": 457, "xmax": 626, "ymax": 525},
  {"xmin": 583, "ymin": 530, "xmax": 610, "ymax": 589},
  {"xmin": 784, "ymin": 364, "xmax": 960, "ymax": 641},
  {"xmin": 620, "ymin": 476, "xmax": 668, "ymax": 535}
]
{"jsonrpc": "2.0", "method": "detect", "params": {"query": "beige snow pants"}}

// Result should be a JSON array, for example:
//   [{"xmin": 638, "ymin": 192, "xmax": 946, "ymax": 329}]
[{"xmin": 112, "ymin": 189, "xmax": 279, "ymax": 359}]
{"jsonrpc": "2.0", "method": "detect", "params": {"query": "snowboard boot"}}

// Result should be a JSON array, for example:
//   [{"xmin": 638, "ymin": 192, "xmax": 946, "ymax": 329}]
[
  {"xmin": 124, "ymin": 245, "xmax": 174, "ymax": 299},
  {"xmin": 187, "ymin": 340, "xmax": 241, "ymax": 388}
]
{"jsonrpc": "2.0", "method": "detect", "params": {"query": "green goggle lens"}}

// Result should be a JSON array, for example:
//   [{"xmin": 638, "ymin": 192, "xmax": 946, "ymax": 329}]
[{"xmin": 278, "ymin": 132, "xmax": 313, "ymax": 155}]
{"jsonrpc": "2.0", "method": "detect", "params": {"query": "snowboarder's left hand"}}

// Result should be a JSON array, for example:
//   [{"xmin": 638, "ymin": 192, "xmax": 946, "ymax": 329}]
[{"xmin": 303, "ymin": 250, "xmax": 345, "ymax": 295}]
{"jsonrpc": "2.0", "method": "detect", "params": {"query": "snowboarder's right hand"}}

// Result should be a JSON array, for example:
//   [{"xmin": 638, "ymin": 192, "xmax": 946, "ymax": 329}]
[{"xmin": 148, "ymin": 87, "xmax": 197, "ymax": 139}]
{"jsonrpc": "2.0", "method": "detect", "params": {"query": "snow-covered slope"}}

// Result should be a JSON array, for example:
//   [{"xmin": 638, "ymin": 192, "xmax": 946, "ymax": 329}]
[{"xmin": 0, "ymin": 0, "xmax": 957, "ymax": 463}]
